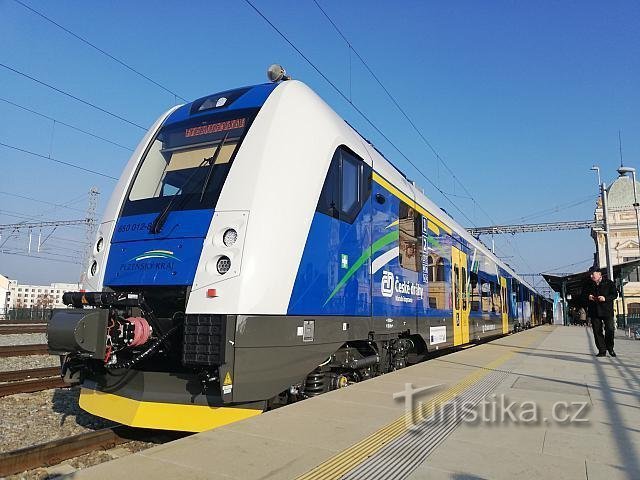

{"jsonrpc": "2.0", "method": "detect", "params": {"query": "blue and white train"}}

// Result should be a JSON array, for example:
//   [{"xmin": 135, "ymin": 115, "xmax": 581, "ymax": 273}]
[{"xmin": 47, "ymin": 68, "xmax": 550, "ymax": 432}]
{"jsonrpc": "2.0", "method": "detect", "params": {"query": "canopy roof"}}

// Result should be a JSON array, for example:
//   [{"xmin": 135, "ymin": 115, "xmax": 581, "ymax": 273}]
[{"xmin": 542, "ymin": 259, "xmax": 640, "ymax": 301}]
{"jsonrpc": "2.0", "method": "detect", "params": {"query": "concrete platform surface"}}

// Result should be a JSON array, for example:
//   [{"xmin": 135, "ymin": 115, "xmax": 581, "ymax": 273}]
[{"xmin": 73, "ymin": 326, "xmax": 640, "ymax": 480}]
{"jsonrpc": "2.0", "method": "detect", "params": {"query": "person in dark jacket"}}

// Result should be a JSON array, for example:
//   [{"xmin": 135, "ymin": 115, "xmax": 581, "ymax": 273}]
[{"xmin": 583, "ymin": 268, "xmax": 618, "ymax": 357}]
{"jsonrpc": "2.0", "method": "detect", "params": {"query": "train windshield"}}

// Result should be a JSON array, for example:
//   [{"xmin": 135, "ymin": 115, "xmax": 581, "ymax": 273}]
[{"xmin": 121, "ymin": 108, "xmax": 257, "ymax": 216}]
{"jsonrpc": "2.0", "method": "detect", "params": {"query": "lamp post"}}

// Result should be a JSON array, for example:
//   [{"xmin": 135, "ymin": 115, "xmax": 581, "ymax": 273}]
[
  {"xmin": 591, "ymin": 165, "xmax": 614, "ymax": 280},
  {"xmin": 617, "ymin": 166, "xmax": 640, "ymax": 258},
  {"xmin": 591, "ymin": 165, "xmax": 601, "ymax": 187},
  {"xmin": 601, "ymin": 181, "xmax": 615, "ymax": 282}
]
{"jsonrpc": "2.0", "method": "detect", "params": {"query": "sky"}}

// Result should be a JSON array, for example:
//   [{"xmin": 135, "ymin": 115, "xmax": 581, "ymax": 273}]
[{"xmin": 0, "ymin": 0, "xmax": 638, "ymax": 293}]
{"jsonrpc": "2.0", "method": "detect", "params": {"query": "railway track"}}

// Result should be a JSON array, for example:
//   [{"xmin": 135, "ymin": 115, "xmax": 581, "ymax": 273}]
[
  {"xmin": 0, "ymin": 366, "xmax": 65, "ymax": 397},
  {"xmin": 0, "ymin": 324, "xmax": 47, "ymax": 335},
  {"xmin": 0, "ymin": 344, "xmax": 49, "ymax": 357},
  {"xmin": 0, "ymin": 319, "xmax": 49, "ymax": 325},
  {"xmin": 0, "ymin": 426, "xmax": 188, "ymax": 477},
  {"xmin": 0, "ymin": 377, "xmax": 67, "ymax": 397},
  {"xmin": 0, "ymin": 366, "xmax": 60, "ymax": 383}
]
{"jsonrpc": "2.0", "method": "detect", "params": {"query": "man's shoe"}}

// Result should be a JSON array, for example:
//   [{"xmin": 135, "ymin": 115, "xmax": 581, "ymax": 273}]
[
  {"xmin": 596, "ymin": 352, "xmax": 607, "ymax": 357},
  {"xmin": 609, "ymin": 351, "xmax": 617, "ymax": 357}
]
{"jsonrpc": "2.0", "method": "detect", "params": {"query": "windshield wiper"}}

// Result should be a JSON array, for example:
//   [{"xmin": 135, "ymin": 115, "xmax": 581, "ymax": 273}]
[
  {"xmin": 199, "ymin": 132, "xmax": 229, "ymax": 202},
  {"xmin": 150, "ymin": 134, "xmax": 232, "ymax": 234},
  {"xmin": 149, "ymin": 156, "xmax": 212, "ymax": 235}
]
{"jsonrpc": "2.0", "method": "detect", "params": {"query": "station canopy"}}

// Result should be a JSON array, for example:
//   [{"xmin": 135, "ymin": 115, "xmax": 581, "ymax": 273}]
[{"xmin": 542, "ymin": 258, "xmax": 640, "ymax": 302}]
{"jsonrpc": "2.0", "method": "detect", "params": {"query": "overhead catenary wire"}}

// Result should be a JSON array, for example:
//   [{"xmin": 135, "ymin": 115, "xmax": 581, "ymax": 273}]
[
  {"xmin": 0, "ymin": 190, "xmax": 99, "ymax": 233},
  {"xmin": 245, "ymin": 0, "xmax": 546, "ymax": 284},
  {"xmin": 0, "ymin": 141, "xmax": 118, "ymax": 180},
  {"xmin": 540, "ymin": 257, "xmax": 593, "ymax": 274},
  {"xmin": 0, "ymin": 97, "xmax": 134, "ymax": 151},
  {"xmin": 0, "ymin": 191, "xmax": 88, "ymax": 214},
  {"xmin": 309, "ymin": 1, "xmax": 543, "ymax": 286},
  {"xmin": 47, "ymin": 235, "xmax": 91, "ymax": 245},
  {"xmin": 245, "ymin": 0, "xmax": 550, "ymax": 288},
  {"xmin": 503, "ymin": 194, "xmax": 595, "ymax": 224},
  {"xmin": 0, "ymin": 209, "xmax": 87, "ymax": 227},
  {"xmin": 0, "ymin": 249, "xmax": 82, "ymax": 265},
  {"xmin": 11, "ymin": 0, "xmax": 187, "ymax": 103},
  {"xmin": 0, "ymin": 63, "xmax": 147, "ymax": 131},
  {"xmin": 311, "ymin": 0, "xmax": 495, "ymax": 227},
  {"xmin": 242, "ymin": 0, "xmax": 478, "ymax": 229}
]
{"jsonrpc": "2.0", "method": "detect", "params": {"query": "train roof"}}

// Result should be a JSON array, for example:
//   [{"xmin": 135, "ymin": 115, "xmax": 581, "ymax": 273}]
[
  {"xmin": 157, "ymin": 79, "xmax": 542, "ymax": 297},
  {"xmin": 163, "ymin": 83, "xmax": 278, "ymax": 127}
]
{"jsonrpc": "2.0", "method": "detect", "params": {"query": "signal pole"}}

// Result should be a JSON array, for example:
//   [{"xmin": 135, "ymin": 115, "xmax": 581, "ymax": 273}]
[{"xmin": 80, "ymin": 188, "xmax": 100, "ymax": 285}]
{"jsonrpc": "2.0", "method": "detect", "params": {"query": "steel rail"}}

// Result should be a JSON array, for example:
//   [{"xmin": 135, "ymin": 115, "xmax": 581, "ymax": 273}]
[
  {"xmin": 0, "ymin": 366, "xmax": 60, "ymax": 382},
  {"xmin": 0, "ymin": 325, "xmax": 47, "ymax": 335},
  {"xmin": 0, "ymin": 427, "xmax": 130, "ymax": 476},
  {"xmin": 0, "ymin": 377, "xmax": 67, "ymax": 397},
  {"xmin": 0, "ymin": 344, "xmax": 49, "ymax": 357},
  {"xmin": 0, "ymin": 426, "xmax": 189, "ymax": 476}
]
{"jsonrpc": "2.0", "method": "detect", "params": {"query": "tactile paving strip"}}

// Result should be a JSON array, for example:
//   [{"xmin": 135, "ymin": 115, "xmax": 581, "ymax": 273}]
[{"xmin": 341, "ymin": 367, "xmax": 511, "ymax": 480}]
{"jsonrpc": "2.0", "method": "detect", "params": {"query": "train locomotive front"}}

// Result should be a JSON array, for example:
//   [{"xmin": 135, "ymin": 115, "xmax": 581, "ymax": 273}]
[
  {"xmin": 47, "ymin": 75, "xmax": 545, "ymax": 432},
  {"xmin": 47, "ymin": 79, "xmax": 409, "ymax": 431}
]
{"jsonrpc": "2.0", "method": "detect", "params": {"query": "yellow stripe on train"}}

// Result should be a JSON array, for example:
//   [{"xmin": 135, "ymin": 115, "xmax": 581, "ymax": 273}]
[
  {"xmin": 372, "ymin": 172, "xmax": 452, "ymax": 234},
  {"xmin": 79, "ymin": 388, "xmax": 261, "ymax": 432}
]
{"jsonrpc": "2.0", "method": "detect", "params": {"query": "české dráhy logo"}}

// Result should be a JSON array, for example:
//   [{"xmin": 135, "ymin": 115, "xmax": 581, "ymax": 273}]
[{"xmin": 381, "ymin": 271, "xmax": 394, "ymax": 297}]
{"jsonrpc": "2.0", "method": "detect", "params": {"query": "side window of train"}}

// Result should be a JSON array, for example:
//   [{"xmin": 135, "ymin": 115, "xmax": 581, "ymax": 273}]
[
  {"xmin": 316, "ymin": 146, "xmax": 371, "ymax": 223},
  {"xmin": 461, "ymin": 266, "xmax": 467, "ymax": 310},
  {"xmin": 481, "ymin": 281, "xmax": 492, "ymax": 313},
  {"xmin": 399, "ymin": 202, "xmax": 421, "ymax": 272},
  {"xmin": 470, "ymin": 272, "xmax": 480, "ymax": 312},
  {"xmin": 494, "ymin": 283, "xmax": 502, "ymax": 313}
]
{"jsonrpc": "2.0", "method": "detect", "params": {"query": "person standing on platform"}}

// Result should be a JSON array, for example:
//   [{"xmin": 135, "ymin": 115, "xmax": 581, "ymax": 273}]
[
  {"xmin": 577, "ymin": 306, "xmax": 587, "ymax": 326},
  {"xmin": 583, "ymin": 268, "xmax": 618, "ymax": 357}
]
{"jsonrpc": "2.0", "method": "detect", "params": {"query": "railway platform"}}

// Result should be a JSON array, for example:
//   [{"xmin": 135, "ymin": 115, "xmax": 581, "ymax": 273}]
[{"xmin": 75, "ymin": 325, "xmax": 640, "ymax": 480}]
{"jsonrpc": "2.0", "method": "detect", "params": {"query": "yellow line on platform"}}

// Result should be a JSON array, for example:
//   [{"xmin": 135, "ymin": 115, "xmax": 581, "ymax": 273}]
[{"xmin": 297, "ymin": 329, "xmax": 547, "ymax": 480}]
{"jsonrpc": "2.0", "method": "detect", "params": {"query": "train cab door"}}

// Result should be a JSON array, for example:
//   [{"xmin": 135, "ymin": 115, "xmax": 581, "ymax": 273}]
[
  {"xmin": 500, "ymin": 277, "xmax": 508, "ymax": 333},
  {"xmin": 452, "ymin": 246, "xmax": 469, "ymax": 345}
]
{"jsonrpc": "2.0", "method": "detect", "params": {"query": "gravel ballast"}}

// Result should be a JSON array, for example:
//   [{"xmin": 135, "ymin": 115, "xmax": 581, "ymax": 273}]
[{"xmin": 0, "ymin": 331, "xmax": 176, "ymax": 478}]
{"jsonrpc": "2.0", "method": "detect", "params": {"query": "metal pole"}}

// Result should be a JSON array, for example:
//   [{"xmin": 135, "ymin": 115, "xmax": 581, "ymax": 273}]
[
  {"xmin": 591, "ymin": 165, "xmax": 601, "ymax": 187},
  {"xmin": 619, "ymin": 278, "xmax": 627, "ymax": 329},
  {"xmin": 561, "ymin": 280, "xmax": 568, "ymax": 326},
  {"xmin": 601, "ymin": 182, "xmax": 615, "ymax": 281},
  {"xmin": 630, "ymin": 170, "xmax": 640, "ymax": 258}
]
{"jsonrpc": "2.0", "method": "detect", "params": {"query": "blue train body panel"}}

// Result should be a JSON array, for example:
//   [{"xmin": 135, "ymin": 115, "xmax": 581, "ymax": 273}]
[
  {"xmin": 370, "ymin": 184, "xmax": 423, "ymax": 319},
  {"xmin": 103, "ymin": 210, "xmax": 214, "ymax": 287},
  {"xmin": 287, "ymin": 205, "xmax": 372, "ymax": 316},
  {"xmin": 288, "ymin": 181, "xmax": 454, "ymax": 319},
  {"xmin": 163, "ymin": 83, "xmax": 278, "ymax": 127}
]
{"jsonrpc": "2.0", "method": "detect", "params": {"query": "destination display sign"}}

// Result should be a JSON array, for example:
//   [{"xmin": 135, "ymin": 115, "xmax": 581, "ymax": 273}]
[{"xmin": 185, "ymin": 118, "xmax": 246, "ymax": 138}]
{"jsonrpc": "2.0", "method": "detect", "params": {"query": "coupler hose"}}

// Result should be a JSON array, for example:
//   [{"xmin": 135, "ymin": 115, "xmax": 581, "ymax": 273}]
[{"xmin": 106, "ymin": 325, "xmax": 181, "ymax": 370}]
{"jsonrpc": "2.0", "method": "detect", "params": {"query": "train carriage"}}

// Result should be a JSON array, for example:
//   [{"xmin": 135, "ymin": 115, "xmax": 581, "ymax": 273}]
[{"xmin": 47, "ymin": 73, "xmax": 548, "ymax": 432}]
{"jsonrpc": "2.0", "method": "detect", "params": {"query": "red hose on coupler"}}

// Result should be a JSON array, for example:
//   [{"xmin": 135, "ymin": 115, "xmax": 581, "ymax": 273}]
[{"xmin": 126, "ymin": 316, "xmax": 152, "ymax": 347}]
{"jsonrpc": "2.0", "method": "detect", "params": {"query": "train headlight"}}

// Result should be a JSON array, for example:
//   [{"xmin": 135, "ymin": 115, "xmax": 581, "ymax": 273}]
[
  {"xmin": 216, "ymin": 256, "xmax": 231, "ymax": 275},
  {"xmin": 96, "ymin": 237, "xmax": 104, "ymax": 253},
  {"xmin": 223, "ymin": 228, "xmax": 237, "ymax": 247},
  {"xmin": 90, "ymin": 260, "xmax": 98, "ymax": 277}
]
